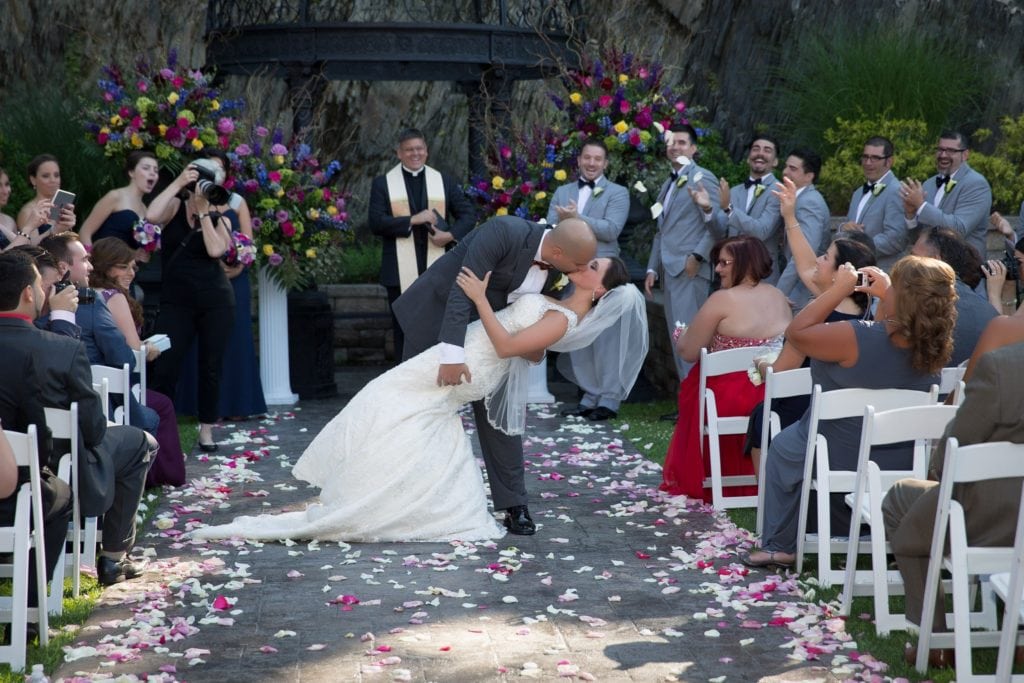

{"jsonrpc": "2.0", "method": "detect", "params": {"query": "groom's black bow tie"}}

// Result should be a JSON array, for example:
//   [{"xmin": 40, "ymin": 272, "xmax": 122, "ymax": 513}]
[
  {"xmin": 533, "ymin": 260, "xmax": 551, "ymax": 271},
  {"xmin": 862, "ymin": 182, "xmax": 876, "ymax": 195},
  {"xmin": 936, "ymin": 175, "xmax": 950, "ymax": 188},
  {"xmin": 578, "ymin": 179, "xmax": 595, "ymax": 189},
  {"xmin": 743, "ymin": 177, "xmax": 762, "ymax": 189}
]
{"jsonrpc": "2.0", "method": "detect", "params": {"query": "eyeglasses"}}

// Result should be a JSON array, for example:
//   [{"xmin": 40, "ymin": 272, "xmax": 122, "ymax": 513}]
[
  {"xmin": 859, "ymin": 154, "xmax": 891, "ymax": 162},
  {"xmin": 935, "ymin": 147, "xmax": 966, "ymax": 156},
  {"xmin": 716, "ymin": 259, "xmax": 734, "ymax": 267}
]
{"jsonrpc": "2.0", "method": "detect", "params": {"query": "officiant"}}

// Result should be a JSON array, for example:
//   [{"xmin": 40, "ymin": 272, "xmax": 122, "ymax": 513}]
[{"xmin": 369, "ymin": 128, "xmax": 475, "ymax": 359}]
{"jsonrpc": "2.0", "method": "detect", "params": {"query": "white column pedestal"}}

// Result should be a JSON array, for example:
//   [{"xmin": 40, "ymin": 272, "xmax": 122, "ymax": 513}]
[
  {"xmin": 258, "ymin": 268, "xmax": 299, "ymax": 405},
  {"xmin": 526, "ymin": 356, "xmax": 555, "ymax": 404}
]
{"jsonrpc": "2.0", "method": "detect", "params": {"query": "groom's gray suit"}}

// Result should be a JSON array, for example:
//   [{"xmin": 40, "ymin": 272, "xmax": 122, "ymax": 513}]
[{"xmin": 393, "ymin": 215, "xmax": 552, "ymax": 511}]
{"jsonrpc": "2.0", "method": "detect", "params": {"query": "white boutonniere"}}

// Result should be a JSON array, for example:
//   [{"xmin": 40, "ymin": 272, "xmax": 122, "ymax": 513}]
[
  {"xmin": 945, "ymin": 179, "xmax": 958, "ymax": 194},
  {"xmin": 551, "ymin": 274, "xmax": 569, "ymax": 291},
  {"xmin": 754, "ymin": 185, "xmax": 766, "ymax": 199},
  {"xmin": 592, "ymin": 186, "xmax": 604, "ymax": 198},
  {"xmin": 675, "ymin": 175, "xmax": 688, "ymax": 189},
  {"xmin": 872, "ymin": 182, "xmax": 886, "ymax": 197}
]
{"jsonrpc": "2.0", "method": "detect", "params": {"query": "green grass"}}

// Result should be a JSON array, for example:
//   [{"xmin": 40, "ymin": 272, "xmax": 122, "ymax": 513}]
[{"xmin": 618, "ymin": 400, "xmax": 1014, "ymax": 681}]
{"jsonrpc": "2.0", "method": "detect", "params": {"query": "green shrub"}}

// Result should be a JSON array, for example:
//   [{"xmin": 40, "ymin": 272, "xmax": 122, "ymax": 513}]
[{"xmin": 309, "ymin": 239, "xmax": 381, "ymax": 284}]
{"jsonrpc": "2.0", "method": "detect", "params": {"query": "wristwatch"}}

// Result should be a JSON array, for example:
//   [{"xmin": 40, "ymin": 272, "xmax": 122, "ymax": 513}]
[
  {"xmin": 723, "ymin": 204, "xmax": 733, "ymax": 216},
  {"xmin": 691, "ymin": 253, "xmax": 705, "ymax": 263}
]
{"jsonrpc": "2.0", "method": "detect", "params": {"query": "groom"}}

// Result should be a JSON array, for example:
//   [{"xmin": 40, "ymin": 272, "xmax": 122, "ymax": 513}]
[{"xmin": 393, "ymin": 215, "xmax": 597, "ymax": 534}]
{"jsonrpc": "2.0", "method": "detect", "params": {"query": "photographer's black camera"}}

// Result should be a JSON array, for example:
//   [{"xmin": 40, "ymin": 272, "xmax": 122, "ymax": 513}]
[
  {"xmin": 178, "ymin": 158, "xmax": 229, "ymax": 206},
  {"xmin": 982, "ymin": 238, "xmax": 1021, "ymax": 281},
  {"xmin": 53, "ymin": 280, "xmax": 96, "ymax": 304}
]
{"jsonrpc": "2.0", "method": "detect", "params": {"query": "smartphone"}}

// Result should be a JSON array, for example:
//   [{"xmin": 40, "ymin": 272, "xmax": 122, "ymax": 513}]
[
  {"xmin": 50, "ymin": 189, "xmax": 76, "ymax": 224},
  {"xmin": 856, "ymin": 272, "xmax": 867, "ymax": 288}
]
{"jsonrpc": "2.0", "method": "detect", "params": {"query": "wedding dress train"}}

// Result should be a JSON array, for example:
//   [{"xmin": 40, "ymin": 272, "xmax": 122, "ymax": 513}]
[{"xmin": 192, "ymin": 293, "xmax": 577, "ymax": 543}]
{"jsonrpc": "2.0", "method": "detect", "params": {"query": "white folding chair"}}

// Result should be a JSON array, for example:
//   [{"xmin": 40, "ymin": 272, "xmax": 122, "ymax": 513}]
[
  {"xmin": 699, "ymin": 345, "xmax": 770, "ymax": 510},
  {"xmin": 989, "ymin": 481, "xmax": 1024, "ymax": 682},
  {"xmin": 93, "ymin": 379, "xmax": 109, "ymax": 421},
  {"xmin": 0, "ymin": 426, "xmax": 51, "ymax": 670},
  {"xmin": 756, "ymin": 367, "xmax": 813, "ymax": 536},
  {"xmin": 839, "ymin": 403, "xmax": 959, "ymax": 635},
  {"xmin": 916, "ymin": 439, "xmax": 1024, "ymax": 681},
  {"xmin": 132, "ymin": 344, "xmax": 147, "ymax": 407},
  {"xmin": 91, "ymin": 363, "xmax": 131, "ymax": 426},
  {"xmin": 794, "ymin": 385, "xmax": 938, "ymax": 587},
  {"xmin": 44, "ymin": 404, "xmax": 94, "ymax": 601}
]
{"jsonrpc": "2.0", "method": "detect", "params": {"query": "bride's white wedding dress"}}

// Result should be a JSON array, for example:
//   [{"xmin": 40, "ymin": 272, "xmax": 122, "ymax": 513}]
[{"xmin": 192, "ymin": 293, "xmax": 577, "ymax": 543}]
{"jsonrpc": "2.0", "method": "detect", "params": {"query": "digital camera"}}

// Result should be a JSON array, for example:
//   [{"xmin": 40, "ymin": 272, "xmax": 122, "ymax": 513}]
[{"xmin": 179, "ymin": 158, "xmax": 230, "ymax": 205}]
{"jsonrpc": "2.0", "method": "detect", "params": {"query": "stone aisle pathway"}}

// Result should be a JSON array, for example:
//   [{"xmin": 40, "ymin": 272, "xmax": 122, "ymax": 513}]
[{"xmin": 50, "ymin": 369, "xmax": 890, "ymax": 682}]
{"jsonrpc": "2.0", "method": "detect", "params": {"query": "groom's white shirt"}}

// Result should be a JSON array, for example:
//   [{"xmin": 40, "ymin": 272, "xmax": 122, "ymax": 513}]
[{"xmin": 438, "ymin": 230, "xmax": 552, "ymax": 365}]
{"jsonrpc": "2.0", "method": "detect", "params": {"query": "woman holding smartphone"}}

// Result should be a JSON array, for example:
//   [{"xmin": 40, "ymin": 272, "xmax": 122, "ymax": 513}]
[
  {"xmin": 146, "ymin": 161, "xmax": 235, "ymax": 452},
  {"xmin": 16, "ymin": 154, "xmax": 77, "ymax": 244}
]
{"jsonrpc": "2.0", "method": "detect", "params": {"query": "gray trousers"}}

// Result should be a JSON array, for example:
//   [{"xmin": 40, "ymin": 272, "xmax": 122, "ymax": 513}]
[
  {"xmin": 662, "ymin": 270, "xmax": 709, "ymax": 380},
  {"xmin": 100, "ymin": 426, "xmax": 154, "ymax": 553},
  {"xmin": 759, "ymin": 421, "xmax": 808, "ymax": 554},
  {"xmin": 568, "ymin": 316, "xmax": 628, "ymax": 412}
]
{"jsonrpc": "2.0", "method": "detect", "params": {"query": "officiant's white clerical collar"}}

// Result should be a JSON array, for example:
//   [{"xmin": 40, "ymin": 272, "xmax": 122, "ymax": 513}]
[
  {"xmin": 535, "ymin": 229, "xmax": 552, "ymax": 264},
  {"xmin": 402, "ymin": 165, "xmax": 425, "ymax": 177}
]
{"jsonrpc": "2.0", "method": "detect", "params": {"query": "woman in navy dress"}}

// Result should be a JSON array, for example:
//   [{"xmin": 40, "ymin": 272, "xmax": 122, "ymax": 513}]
[{"xmin": 79, "ymin": 151, "xmax": 160, "ymax": 263}]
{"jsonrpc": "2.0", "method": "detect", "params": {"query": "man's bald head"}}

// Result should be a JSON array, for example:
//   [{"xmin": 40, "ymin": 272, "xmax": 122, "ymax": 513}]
[{"xmin": 542, "ymin": 218, "xmax": 597, "ymax": 273}]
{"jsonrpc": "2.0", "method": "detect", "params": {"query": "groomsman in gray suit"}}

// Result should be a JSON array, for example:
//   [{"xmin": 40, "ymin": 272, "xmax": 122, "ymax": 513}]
[
  {"xmin": 547, "ymin": 138, "xmax": 631, "ymax": 421},
  {"xmin": 644, "ymin": 124, "xmax": 720, "ymax": 380},
  {"xmin": 900, "ymin": 130, "xmax": 993, "ymax": 257},
  {"xmin": 774, "ymin": 148, "xmax": 830, "ymax": 310},
  {"xmin": 839, "ymin": 136, "xmax": 906, "ymax": 271},
  {"xmin": 694, "ymin": 134, "xmax": 783, "ymax": 283}
]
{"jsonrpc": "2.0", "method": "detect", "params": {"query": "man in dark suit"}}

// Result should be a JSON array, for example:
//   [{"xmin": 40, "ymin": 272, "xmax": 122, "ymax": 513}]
[
  {"xmin": 882, "ymin": 341, "xmax": 1024, "ymax": 642},
  {"xmin": 368, "ymin": 128, "xmax": 475, "ymax": 359},
  {"xmin": 900, "ymin": 130, "xmax": 993, "ymax": 257},
  {"xmin": 839, "ymin": 136, "xmax": 906, "ymax": 271},
  {"xmin": 0, "ymin": 251, "xmax": 154, "ymax": 586},
  {"xmin": 393, "ymin": 216, "xmax": 597, "ymax": 534},
  {"xmin": 774, "ymin": 148, "xmax": 831, "ymax": 310}
]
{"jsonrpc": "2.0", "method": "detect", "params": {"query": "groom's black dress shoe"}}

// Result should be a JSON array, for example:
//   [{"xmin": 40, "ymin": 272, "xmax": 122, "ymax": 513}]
[
  {"xmin": 587, "ymin": 407, "xmax": 618, "ymax": 421},
  {"xmin": 560, "ymin": 405, "xmax": 594, "ymax": 418},
  {"xmin": 503, "ymin": 505, "xmax": 536, "ymax": 535}
]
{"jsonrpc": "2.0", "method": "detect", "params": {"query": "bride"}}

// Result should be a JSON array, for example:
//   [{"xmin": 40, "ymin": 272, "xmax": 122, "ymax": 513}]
[{"xmin": 193, "ymin": 256, "xmax": 647, "ymax": 543}]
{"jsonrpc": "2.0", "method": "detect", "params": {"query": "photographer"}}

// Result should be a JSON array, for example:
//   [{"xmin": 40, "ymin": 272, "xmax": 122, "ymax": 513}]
[
  {"xmin": 146, "ymin": 162, "xmax": 235, "ymax": 452},
  {"xmin": 980, "ymin": 235, "xmax": 1024, "ymax": 313}
]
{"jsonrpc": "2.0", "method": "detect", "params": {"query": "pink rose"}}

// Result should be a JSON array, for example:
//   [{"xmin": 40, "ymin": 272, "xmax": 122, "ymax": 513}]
[
  {"xmin": 256, "ymin": 126, "xmax": 269, "ymax": 137},
  {"xmin": 235, "ymin": 144, "xmax": 252, "ymax": 157},
  {"xmin": 281, "ymin": 221, "xmax": 296, "ymax": 237},
  {"xmin": 97, "ymin": 132, "xmax": 109, "ymax": 145},
  {"xmin": 216, "ymin": 117, "xmax": 235, "ymax": 134},
  {"xmin": 619, "ymin": 99, "xmax": 631, "ymax": 114},
  {"xmin": 137, "ymin": 80, "xmax": 149, "ymax": 92},
  {"xmin": 171, "ymin": 76, "xmax": 185, "ymax": 88},
  {"xmin": 268, "ymin": 171, "xmax": 282, "ymax": 183},
  {"xmin": 177, "ymin": 117, "xmax": 190, "ymax": 129},
  {"xmin": 598, "ymin": 95, "xmax": 613, "ymax": 108}
]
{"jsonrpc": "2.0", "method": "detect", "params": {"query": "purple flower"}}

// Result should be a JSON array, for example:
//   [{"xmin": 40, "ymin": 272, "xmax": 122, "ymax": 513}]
[
  {"xmin": 159, "ymin": 68, "xmax": 174, "ymax": 80},
  {"xmin": 243, "ymin": 179, "xmax": 259, "ymax": 193},
  {"xmin": 235, "ymin": 144, "xmax": 252, "ymax": 157},
  {"xmin": 217, "ymin": 117, "xmax": 235, "ymax": 134},
  {"xmin": 275, "ymin": 209, "xmax": 289, "ymax": 222},
  {"xmin": 256, "ymin": 126, "xmax": 269, "ymax": 137},
  {"xmin": 270, "ymin": 143, "xmax": 288, "ymax": 156},
  {"xmin": 268, "ymin": 253, "xmax": 284, "ymax": 266},
  {"xmin": 251, "ymin": 217, "xmax": 263, "ymax": 229}
]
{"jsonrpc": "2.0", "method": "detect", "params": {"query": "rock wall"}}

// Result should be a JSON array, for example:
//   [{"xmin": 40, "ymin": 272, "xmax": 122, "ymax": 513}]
[{"xmin": 3, "ymin": 0, "xmax": 1023, "ymax": 227}]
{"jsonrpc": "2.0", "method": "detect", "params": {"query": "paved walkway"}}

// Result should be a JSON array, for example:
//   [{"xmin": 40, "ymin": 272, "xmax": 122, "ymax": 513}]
[{"xmin": 51, "ymin": 368, "xmax": 885, "ymax": 682}]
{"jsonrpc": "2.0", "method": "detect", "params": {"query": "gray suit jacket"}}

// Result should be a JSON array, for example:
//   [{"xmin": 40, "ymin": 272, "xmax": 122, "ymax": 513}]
[
  {"xmin": 845, "ymin": 170, "xmax": 906, "ymax": 270},
  {"xmin": 392, "ymin": 215, "xmax": 545, "ymax": 358},
  {"xmin": 776, "ymin": 184, "xmax": 831, "ymax": 309},
  {"xmin": 646, "ymin": 163, "xmax": 720, "ymax": 280},
  {"xmin": 917, "ymin": 163, "xmax": 993, "ymax": 257},
  {"xmin": 546, "ymin": 177, "xmax": 629, "ymax": 257},
  {"xmin": 710, "ymin": 174, "xmax": 783, "ymax": 281}
]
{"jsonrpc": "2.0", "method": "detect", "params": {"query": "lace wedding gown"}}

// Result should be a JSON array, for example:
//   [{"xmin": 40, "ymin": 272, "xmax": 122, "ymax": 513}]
[{"xmin": 193, "ymin": 293, "xmax": 577, "ymax": 543}]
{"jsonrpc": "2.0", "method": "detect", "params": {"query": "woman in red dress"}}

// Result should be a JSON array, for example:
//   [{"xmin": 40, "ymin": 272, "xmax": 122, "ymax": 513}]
[{"xmin": 659, "ymin": 236, "xmax": 792, "ymax": 501}]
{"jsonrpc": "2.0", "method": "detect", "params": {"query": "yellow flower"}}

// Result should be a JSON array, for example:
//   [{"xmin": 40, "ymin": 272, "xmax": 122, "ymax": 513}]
[
  {"xmin": 554, "ymin": 169, "xmax": 567, "ymax": 181},
  {"xmin": 210, "ymin": 99, "xmax": 220, "ymax": 111},
  {"xmin": 307, "ymin": 208, "xmax": 321, "ymax": 220},
  {"xmin": 491, "ymin": 175, "xmax": 505, "ymax": 190},
  {"xmin": 130, "ymin": 133, "xmax": 143, "ymax": 148},
  {"xmin": 158, "ymin": 124, "xmax": 168, "ymax": 137},
  {"xmin": 613, "ymin": 120, "xmax": 629, "ymax": 134},
  {"xmin": 276, "ymin": 189, "xmax": 285, "ymax": 198},
  {"xmin": 495, "ymin": 207, "xmax": 508, "ymax": 216},
  {"xmin": 535, "ymin": 191, "xmax": 547, "ymax": 200},
  {"xmin": 191, "ymin": 139, "xmax": 204, "ymax": 151},
  {"xmin": 274, "ymin": 154, "xmax": 285, "ymax": 165},
  {"xmin": 569, "ymin": 92, "xmax": 582, "ymax": 105},
  {"xmin": 618, "ymin": 74, "xmax": 629, "ymax": 84},
  {"xmin": 110, "ymin": 115, "xmax": 122, "ymax": 126},
  {"xmin": 99, "ymin": 126, "xmax": 110, "ymax": 135},
  {"xmin": 262, "ymin": 244, "xmax": 275, "ymax": 256},
  {"xmin": 327, "ymin": 205, "xmax": 339, "ymax": 216},
  {"xmin": 305, "ymin": 248, "xmax": 317, "ymax": 259},
  {"xmin": 167, "ymin": 92, "xmax": 179, "ymax": 105}
]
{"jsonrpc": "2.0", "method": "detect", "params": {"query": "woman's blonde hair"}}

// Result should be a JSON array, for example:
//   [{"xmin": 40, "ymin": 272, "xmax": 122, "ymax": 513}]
[{"xmin": 889, "ymin": 256, "xmax": 958, "ymax": 374}]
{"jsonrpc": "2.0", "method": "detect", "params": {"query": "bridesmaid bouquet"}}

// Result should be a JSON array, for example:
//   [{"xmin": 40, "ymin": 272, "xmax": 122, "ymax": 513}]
[
  {"xmin": 132, "ymin": 218, "xmax": 162, "ymax": 253},
  {"xmin": 222, "ymin": 230, "xmax": 256, "ymax": 267}
]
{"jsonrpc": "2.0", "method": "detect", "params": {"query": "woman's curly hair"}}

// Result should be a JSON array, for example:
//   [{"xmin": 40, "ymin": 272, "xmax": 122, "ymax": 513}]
[{"xmin": 888, "ymin": 256, "xmax": 958, "ymax": 374}]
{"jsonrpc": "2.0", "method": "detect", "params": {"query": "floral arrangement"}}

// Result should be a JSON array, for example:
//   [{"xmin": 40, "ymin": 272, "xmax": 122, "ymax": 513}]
[
  {"xmin": 228, "ymin": 126, "xmax": 351, "ymax": 290},
  {"xmin": 466, "ymin": 130, "xmax": 570, "ymax": 221},
  {"xmin": 132, "ymin": 218, "xmax": 162, "ymax": 253},
  {"xmin": 83, "ymin": 49, "xmax": 243, "ymax": 172},
  {"xmin": 222, "ymin": 230, "xmax": 256, "ymax": 267}
]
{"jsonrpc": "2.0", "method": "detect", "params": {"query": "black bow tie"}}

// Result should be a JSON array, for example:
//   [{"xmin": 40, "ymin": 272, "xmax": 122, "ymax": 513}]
[
  {"xmin": 669, "ymin": 171, "xmax": 680, "ymax": 181},
  {"xmin": 936, "ymin": 175, "xmax": 950, "ymax": 188},
  {"xmin": 533, "ymin": 260, "xmax": 551, "ymax": 271},
  {"xmin": 578, "ymin": 179, "xmax": 595, "ymax": 189},
  {"xmin": 743, "ymin": 177, "xmax": 762, "ymax": 189},
  {"xmin": 862, "ymin": 182, "xmax": 876, "ymax": 195}
]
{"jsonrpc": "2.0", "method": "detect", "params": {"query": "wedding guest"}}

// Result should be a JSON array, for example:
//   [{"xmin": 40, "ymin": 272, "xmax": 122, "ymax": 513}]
[
  {"xmin": 16, "ymin": 154, "xmax": 76, "ymax": 245},
  {"xmin": 90, "ymin": 237, "xmax": 186, "ymax": 487},
  {"xmin": 745, "ymin": 256, "xmax": 956, "ymax": 569},
  {"xmin": 174, "ymin": 149, "xmax": 266, "ymax": 421},
  {"xmin": 369, "ymin": 128, "xmax": 475, "ymax": 359},
  {"xmin": 146, "ymin": 163, "xmax": 234, "ymax": 452},
  {"xmin": 79, "ymin": 151, "xmax": 160, "ymax": 263},
  {"xmin": 0, "ymin": 167, "xmax": 34, "ymax": 252},
  {"xmin": 979, "ymin": 235, "xmax": 1024, "ymax": 313},
  {"xmin": 659, "ymin": 236, "xmax": 791, "ymax": 500},
  {"xmin": 838, "ymin": 136, "xmax": 906, "ymax": 270}
]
